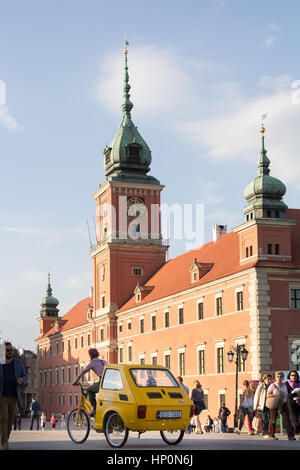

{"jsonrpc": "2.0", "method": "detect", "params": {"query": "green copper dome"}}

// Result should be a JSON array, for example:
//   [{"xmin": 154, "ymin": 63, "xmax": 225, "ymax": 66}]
[
  {"xmin": 243, "ymin": 127, "xmax": 287, "ymax": 221},
  {"xmin": 103, "ymin": 47, "xmax": 159, "ymax": 185},
  {"xmin": 40, "ymin": 273, "xmax": 59, "ymax": 317}
]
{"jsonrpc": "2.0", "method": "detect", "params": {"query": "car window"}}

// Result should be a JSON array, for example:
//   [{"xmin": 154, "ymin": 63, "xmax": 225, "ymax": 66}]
[
  {"xmin": 130, "ymin": 368, "xmax": 179, "ymax": 388},
  {"xmin": 101, "ymin": 369, "xmax": 123, "ymax": 390}
]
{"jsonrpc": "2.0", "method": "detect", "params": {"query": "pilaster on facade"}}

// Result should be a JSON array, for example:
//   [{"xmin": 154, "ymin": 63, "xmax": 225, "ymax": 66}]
[{"xmin": 249, "ymin": 269, "xmax": 272, "ymax": 379}]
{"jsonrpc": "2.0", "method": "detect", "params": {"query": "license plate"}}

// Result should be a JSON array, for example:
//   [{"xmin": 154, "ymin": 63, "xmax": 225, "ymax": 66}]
[{"xmin": 157, "ymin": 410, "xmax": 182, "ymax": 419}]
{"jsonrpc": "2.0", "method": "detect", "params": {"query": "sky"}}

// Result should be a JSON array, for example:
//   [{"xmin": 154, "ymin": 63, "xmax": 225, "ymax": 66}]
[{"xmin": 1, "ymin": 0, "xmax": 300, "ymax": 350}]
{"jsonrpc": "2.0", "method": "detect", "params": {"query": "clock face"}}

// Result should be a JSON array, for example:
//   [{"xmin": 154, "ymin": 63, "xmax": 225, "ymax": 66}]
[{"xmin": 127, "ymin": 197, "xmax": 145, "ymax": 216}]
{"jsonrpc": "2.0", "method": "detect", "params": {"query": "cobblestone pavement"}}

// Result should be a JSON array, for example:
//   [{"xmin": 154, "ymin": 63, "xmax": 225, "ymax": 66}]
[{"xmin": 6, "ymin": 420, "xmax": 299, "ymax": 451}]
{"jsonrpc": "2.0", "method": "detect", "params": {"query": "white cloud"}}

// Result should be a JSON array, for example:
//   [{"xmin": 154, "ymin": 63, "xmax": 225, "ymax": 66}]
[
  {"xmin": 21, "ymin": 270, "xmax": 45, "ymax": 284},
  {"xmin": 178, "ymin": 77, "xmax": 300, "ymax": 188},
  {"xmin": 94, "ymin": 46, "xmax": 194, "ymax": 118},
  {"xmin": 0, "ymin": 104, "xmax": 23, "ymax": 131},
  {"xmin": 263, "ymin": 22, "xmax": 282, "ymax": 50},
  {"xmin": 0, "ymin": 225, "xmax": 42, "ymax": 235},
  {"xmin": 195, "ymin": 179, "xmax": 223, "ymax": 206}
]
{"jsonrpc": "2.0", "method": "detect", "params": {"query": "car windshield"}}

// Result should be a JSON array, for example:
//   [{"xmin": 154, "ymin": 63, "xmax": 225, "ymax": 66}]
[{"xmin": 130, "ymin": 368, "xmax": 179, "ymax": 388}]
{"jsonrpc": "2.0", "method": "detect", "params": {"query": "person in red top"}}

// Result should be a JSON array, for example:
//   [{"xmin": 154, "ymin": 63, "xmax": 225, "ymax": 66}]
[{"xmin": 73, "ymin": 348, "xmax": 107, "ymax": 417}]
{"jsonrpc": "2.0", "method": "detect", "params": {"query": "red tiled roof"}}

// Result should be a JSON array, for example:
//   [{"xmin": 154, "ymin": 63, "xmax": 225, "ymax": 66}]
[
  {"xmin": 117, "ymin": 232, "xmax": 255, "ymax": 312},
  {"xmin": 36, "ymin": 297, "xmax": 92, "ymax": 340}
]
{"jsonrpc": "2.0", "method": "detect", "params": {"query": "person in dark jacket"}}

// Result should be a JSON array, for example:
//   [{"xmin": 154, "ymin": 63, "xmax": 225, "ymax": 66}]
[
  {"xmin": 0, "ymin": 342, "xmax": 27, "ymax": 450},
  {"xmin": 285, "ymin": 370, "xmax": 300, "ymax": 438},
  {"xmin": 218, "ymin": 404, "xmax": 231, "ymax": 432},
  {"xmin": 30, "ymin": 398, "xmax": 41, "ymax": 430}
]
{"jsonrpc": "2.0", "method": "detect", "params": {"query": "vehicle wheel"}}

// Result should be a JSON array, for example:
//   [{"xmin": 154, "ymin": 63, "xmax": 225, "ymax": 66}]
[
  {"xmin": 104, "ymin": 412, "xmax": 129, "ymax": 448},
  {"xmin": 67, "ymin": 408, "xmax": 90, "ymax": 444},
  {"xmin": 160, "ymin": 429, "xmax": 185, "ymax": 445}
]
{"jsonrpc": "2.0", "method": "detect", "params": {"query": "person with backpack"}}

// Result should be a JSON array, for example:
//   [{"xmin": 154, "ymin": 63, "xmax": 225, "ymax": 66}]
[
  {"xmin": 218, "ymin": 403, "xmax": 231, "ymax": 432},
  {"xmin": 72, "ymin": 348, "xmax": 106, "ymax": 417}
]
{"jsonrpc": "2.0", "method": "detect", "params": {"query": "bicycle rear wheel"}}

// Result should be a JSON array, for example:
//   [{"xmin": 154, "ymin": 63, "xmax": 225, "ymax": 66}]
[{"xmin": 67, "ymin": 408, "xmax": 90, "ymax": 444}]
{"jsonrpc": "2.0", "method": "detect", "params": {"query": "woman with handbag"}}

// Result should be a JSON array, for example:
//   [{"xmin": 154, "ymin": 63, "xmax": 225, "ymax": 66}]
[
  {"xmin": 285, "ymin": 370, "xmax": 300, "ymax": 438},
  {"xmin": 253, "ymin": 374, "xmax": 273, "ymax": 435},
  {"xmin": 191, "ymin": 380, "xmax": 205, "ymax": 434},
  {"xmin": 265, "ymin": 371, "xmax": 295, "ymax": 440},
  {"xmin": 235, "ymin": 380, "xmax": 255, "ymax": 435}
]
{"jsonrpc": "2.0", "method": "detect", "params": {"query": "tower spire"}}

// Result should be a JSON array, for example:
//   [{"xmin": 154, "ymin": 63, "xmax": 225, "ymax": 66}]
[
  {"xmin": 121, "ymin": 37, "xmax": 133, "ymax": 120},
  {"xmin": 257, "ymin": 122, "xmax": 270, "ymax": 176}
]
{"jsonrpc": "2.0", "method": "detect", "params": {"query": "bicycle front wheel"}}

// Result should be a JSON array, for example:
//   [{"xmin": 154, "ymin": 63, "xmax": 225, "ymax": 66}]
[{"xmin": 67, "ymin": 408, "xmax": 90, "ymax": 444}]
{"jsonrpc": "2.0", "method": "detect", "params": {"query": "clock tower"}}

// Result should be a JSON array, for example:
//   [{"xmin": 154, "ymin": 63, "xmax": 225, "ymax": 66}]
[{"xmin": 90, "ymin": 45, "xmax": 168, "ymax": 361}]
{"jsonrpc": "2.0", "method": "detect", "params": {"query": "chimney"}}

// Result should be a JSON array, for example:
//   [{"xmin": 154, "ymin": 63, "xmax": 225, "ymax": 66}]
[{"xmin": 213, "ymin": 224, "xmax": 227, "ymax": 242}]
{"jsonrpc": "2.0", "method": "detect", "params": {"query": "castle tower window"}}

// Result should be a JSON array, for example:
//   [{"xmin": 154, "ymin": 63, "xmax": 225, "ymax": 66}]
[
  {"xmin": 275, "ymin": 244, "xmax": 280, "ymax": 255},
  {"xmin": 267, "ymin": 210, "xmax": 272, "ymax": 218},
  {"xmin": 249, "ymin": 246, "xmax": 253, "ymax": 257},
  {"xmin": 246, "ymin": 247, "xmax": 249, "ymax": 258},
  {"xmin": 268, "ymin": 244, "xmax": 272, "ymax": 255}
]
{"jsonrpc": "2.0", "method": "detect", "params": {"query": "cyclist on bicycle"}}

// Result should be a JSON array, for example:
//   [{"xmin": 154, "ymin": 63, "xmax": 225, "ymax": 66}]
[{"xmin": 73, "ymin": 348, "xmax": 106, "ymax": 417}]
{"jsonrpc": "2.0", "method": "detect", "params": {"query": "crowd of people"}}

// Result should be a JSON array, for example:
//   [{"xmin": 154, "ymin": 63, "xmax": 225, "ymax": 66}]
[
  {"xmin": 1, "ymin": 340, "xmax": 300, "ymax": 449},
  {"xmin": 180, "ymin": 370, "xmax": 300, "ymax": 440}
]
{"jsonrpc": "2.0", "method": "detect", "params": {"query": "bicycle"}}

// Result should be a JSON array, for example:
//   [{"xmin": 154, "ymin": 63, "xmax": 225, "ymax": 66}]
[{"xmin": 67, "ymin": 383, "xmax": 97, "ymax": 444}]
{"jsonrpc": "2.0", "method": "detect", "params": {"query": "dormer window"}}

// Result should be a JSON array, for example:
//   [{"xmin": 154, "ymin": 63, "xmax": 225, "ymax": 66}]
[{"xmin": 127, "ymin": 143, "xmax": 142, "ymax": 163}]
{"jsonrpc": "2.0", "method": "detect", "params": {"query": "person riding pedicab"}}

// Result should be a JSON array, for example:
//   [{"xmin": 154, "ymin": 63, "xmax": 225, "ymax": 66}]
[{"xmin": 72, "ymin": 348, "xmax": 107, "ymax": 417}]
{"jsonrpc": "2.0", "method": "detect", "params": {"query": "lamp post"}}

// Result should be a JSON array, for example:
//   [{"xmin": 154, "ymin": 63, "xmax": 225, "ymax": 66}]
[{"xmin": 227, "ymin": 344, "xmax": 249, "ymax": 429}]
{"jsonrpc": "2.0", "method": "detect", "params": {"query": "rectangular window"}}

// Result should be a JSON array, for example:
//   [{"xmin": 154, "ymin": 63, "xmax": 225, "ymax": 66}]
[
  {"xmin": 119, "ymin": 348, "xmax": 123, "ymax": 363},
  {"xmin": 62, "ymin": 341, "xmax": 64, "ymax": 353},
  {"xmin": 268, "ymin": 244, "xmax": 272, "ymax": 255},
  {"xmin": 198, "ymin": 302, "xmax": 204, "ymax": 320},
  {"xmin": 128, "ymin": 321, "xmax": 132, "ymax": 330},
  {"xmin": 132, "ymin": 267, "xmax": 143, "ymax": 276},
  {"xmin": 217, "ymin": 347, "xmax": 224, "ymax": 374},
  {"xmin": 246, "ymin": 247, "xmax": 249, "ymax": 258},
  {"xmin": 56, "ymin": 342, "xmax": 59, "ymax": 355},
  {"xmin": 119, "ymin": 323, "xmax": 122, "ymax": 333},
  {"xmin": 56, "ymin": 368, "xmax": 59, "ymax": 385},
  {"xmin": 75, "ymin": 337, "xmax": 78, "ymax": 349},
  {"xmin": 249, "ymin": 246, "xmax": 253, "ymax": 257},
  {"xmin": 61, "ymin": 368, "xmax": 64, "ymax": 384},
  {"xmin": 87, "ymin": 334, "xmax": 90, "ymax": 346},
  {"xmin": 164, "ymin": 311, "xmax": 169, "ymax": 328},
  {"xmin": 140, "ymin": 357, "xmax": 145, "ymax": 365},
  {"xmin": 101, "ymin": 294, "xmax": 105, "ymax": 308},
  {"xmin": 140, "ymin": 318, "xmax": 144, "ymax": 334},
  {"xmin": 151, "ymin": 315, "xmax": 156, "ymax": 331},
  {"xmin": 291, "ymin": 289, "xmax": 300, "ymax": 309},
  {"xmin": 216, "ymin": 297, "xmax": 223, "ymax": 316},
  {"xmin": 68, "ymin": 339, "xmax": 71, "ymax": 352},
  {"xmin": 275, "ymin": 244, "xmax": 280, "ymax": 255},
  {"xmin": 236, "ymin": 291, "xmax": 244, "ymax": 311},
  {"xmin": 152, "ymin": 356, "xmax": 158, "ymax": 365},
  {"xmin": 69, "ymin": 393, "xmax": 72, "ymax": 406},
  {"xmin": 219, "ymin": 393, "xmax": 226, "ymax": 408},
  {"xmin": 198, "ymin": 349, "xmax": 205, "ymax": 375},
  {"xmin": 67, "ymin": 366, "xmax": 71, "ymax": 384},
  {"xmin": 100, "ymin": 328, "xmax": 104, "ymax": 341},
  {"xmin": 179, "ymin": 352, "xmax": 185, "ymax": 376},
  {"xmin": 164, "ymin": 354, "xmax": 170, "ymax": 369},
  {"xmin": 80, "ymin": 335, "xmax": 84, "ymax": 348},
  {"xmin": 178, "ymin": 307, "xmax": 184, "ymax": 325},
  {"xmin": 128, "ymin": 346, "xmax": 132, "ymax": 362}
]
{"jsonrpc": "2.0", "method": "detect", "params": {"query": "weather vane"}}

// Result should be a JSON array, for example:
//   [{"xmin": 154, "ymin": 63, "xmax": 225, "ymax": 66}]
[{"xmin": 260, "ymin": 113, "xmax": 267, "ymax": 133}]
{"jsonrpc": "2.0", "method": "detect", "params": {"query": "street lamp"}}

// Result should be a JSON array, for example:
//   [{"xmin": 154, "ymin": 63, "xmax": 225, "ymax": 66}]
[{"xmin": 227, "ymin": 344, "xmax": 249, "ymax": 429}]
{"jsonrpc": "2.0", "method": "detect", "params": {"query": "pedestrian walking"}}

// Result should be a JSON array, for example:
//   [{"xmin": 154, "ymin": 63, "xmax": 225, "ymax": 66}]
[
  {"xmin": 0, "ymin": 341, "xmax": 27, "ymax": 450},
  {"xmin": 285, "ymin": 370, "xmax": 300, "ymax": 439},
  {"xmin": 73, "ymin": 348, "xmax": 106, "ymax": 417},
  {"xmin": 40, "ymin": 412, "xmax": 46, "ymax": 431},
  {"xmin": 191, "ymin": 380, "xmax": 206, "ymax": 434},
  {"xmin": 218, "ymin": 403, "xmax": 231, "ymax": 432},
  {"xmin": 60, "ymin": 413, "xmax": 66, "ymax": 430},
  {"xmin": 51, "ymin": 414, "xmax": 57, "ymax": 429},
  {"xmin": 177, "ymin": 376, "xmax": 189, "ymax": 396},
  {"xmin": 30, "ymin": 397, "xmax": 41, "ymax": 430},
  {"xmin": 253, "ymin": 374, "xmax": 272, "ymax": 435},
  {"xmin": 265, "ymin": 371, "xmax": 295, "ymax": 441},
  {"xmin": 236, "ymin": 380, "xmax": 255, "ymax": 435},
  {"xmin": 213, "ymin": 416, "xmax": 220, "ymax": 433}
]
